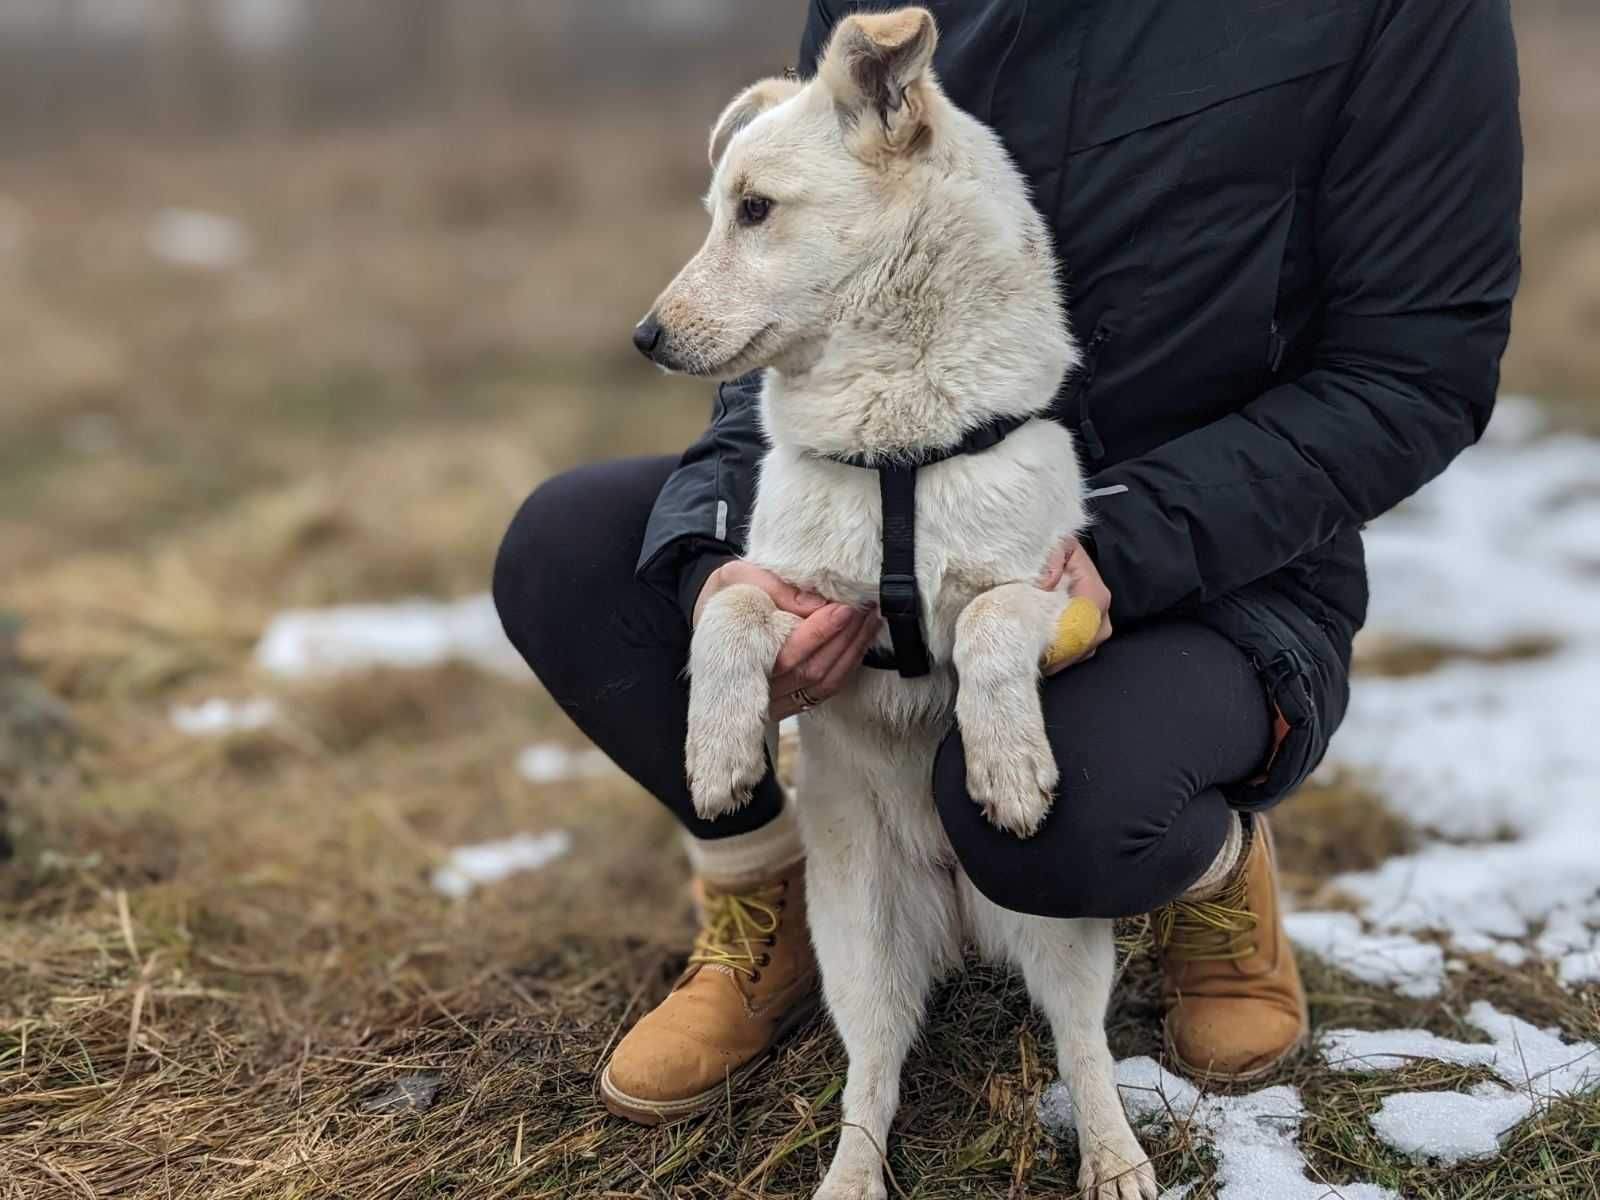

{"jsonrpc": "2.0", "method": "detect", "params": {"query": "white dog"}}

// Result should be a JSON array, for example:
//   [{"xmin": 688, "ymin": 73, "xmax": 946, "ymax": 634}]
[{"xmin": 637, "ymin": 8, "xmax": 1156, "ymax": 1198}]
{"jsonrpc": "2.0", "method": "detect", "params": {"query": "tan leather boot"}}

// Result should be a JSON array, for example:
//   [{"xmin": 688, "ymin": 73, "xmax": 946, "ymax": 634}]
[
  {"xmin": 600, "ymin": 856, "xmax": 818, "ymax": 1124},
  {"xmin": 1157, "ymin": 817, "xmax": 1308, "ymax": 1084}
]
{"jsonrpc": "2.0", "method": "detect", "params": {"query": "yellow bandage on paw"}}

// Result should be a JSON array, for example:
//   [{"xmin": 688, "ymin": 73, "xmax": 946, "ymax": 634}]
[{"xmin": 1043, "ymin": 595, "xmax": 1102, "ymax": 669}]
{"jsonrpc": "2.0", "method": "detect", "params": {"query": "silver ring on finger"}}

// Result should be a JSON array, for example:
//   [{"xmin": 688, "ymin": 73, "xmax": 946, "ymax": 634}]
[{"xmin": 792, "ymin": 687, "xmax": 821, "ymax": 711}]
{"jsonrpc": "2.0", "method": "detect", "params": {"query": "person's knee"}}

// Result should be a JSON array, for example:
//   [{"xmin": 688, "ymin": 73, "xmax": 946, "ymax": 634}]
[
  {"xmin": 934, "ymin": 737, "xmax": 1119, "ymax": 918},
  {"xmin": 492, "ymin": 473, "xmax": 582, "ymax": 669},
  {"xmin": 934, "ymin": 734, "xmax": 1208, "ymax": 919}
]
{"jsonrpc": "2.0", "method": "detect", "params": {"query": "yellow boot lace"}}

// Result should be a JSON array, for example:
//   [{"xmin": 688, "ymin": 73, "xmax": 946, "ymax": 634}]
[
  {"xmin": 1154, "ymin": 871, "xmax": 1258, "ymax": 963},
  {"xmin": 686, "ymin": 884, "xmax": 785, "ymax": 981}
]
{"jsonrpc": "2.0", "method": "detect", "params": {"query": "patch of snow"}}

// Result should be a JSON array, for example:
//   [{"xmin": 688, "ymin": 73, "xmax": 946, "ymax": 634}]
[
  {"xmin": 1323, "ymin": 403, "xmax": 1600, "ymax": 970},
  {"xmin": 1492, "ymin": 942, "xmax": 1530, "ymax": 968},
  {"xmin": 1450, "ymin": 930, "xmax": 1530, "ymax": 968},
  {"xmin": 1538, "ymin": 906, "xmax": 1600, "ymax": 984},
  {"xmin": 1558, "ymin": 949, "xmax": 1600, "ymax": 986},
  {"xmin": 147, "ymin": 208, "xmax": 251, "ymax": 270},
  {"xmin": 1321, "ymin": 1002, "xmax": 1599, "ymax": 1167},
  {"xmin": 1369, "ymin": 1084, "xmax": 1533, "ymax": 1166},
  {"xmin": 1480, "ymin": 393, "xmax": 1549, "ymax": 444},
  {"xmin": 1328, "ymin": 651, "xmax": 1600, "ymax": 943},
  {"xmin": 1360, "ymin": 399, "xmax": 1600, "ymax": 648},
  {"xmin": 1322, "ymin": 1001, "xmax": 1599, "ymax": 1099},
  {"xmin": 170, "ymin": 696, "xmax": 279, "ymax": 736},
  {"xmin": 516, "ymin": 742, "xmax": 615, "ymax": 784},
  {"xmin": 429, "ymin": 831, "xmax": 573, "ymax": 899},
  {"xmin": 255, "ymin": 594, "xmax": 525, "ymax": 681},
  {"xmin": 361, "ymin": 1070, "xmax": 442, "ymax": 1114},
  {"xmin": 1283, "ymin": 912, "xmax": 1445, "ymax": 998},
  {"xmin": 1040, "ymin": 1058, "xmax": 1398, "ymax": 1200},
  {"xmin": 1536, "ymin": 902, "xmax": 1600, "ymax": 957}
]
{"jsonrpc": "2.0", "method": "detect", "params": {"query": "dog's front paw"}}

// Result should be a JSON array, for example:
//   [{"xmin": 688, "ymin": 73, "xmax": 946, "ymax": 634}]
[
  {"xmin": 685, "ymin": 724, "xmax": 767, "ymax": 821},
  {"xmin": 962, "ymin": 723, "xmax": 1058, "ymax": 838},
  {"xmin": 1078, "ymin": 1134, "xmax": 1158, "ymax": 1200}
]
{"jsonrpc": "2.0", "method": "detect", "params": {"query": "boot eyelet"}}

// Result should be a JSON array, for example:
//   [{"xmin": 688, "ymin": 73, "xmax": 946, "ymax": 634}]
[
  {"xmin": 749, "ymin": 971, "xmax": 762, "ymax": 982},
  {"xmin": 758, "ymin": 953, "xmax": 771, "ymax": 967},
  {"xmin": 765, "ymin": 937, "xmax": 777, "ymax": 947}
]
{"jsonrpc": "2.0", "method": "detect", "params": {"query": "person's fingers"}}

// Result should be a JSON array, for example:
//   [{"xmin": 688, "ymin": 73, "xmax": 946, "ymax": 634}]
[
  {"xmin": 772, "ymin": 613, "xmax": 867, "ymax": 699},
  {"xmin": 771, "ymin": 604, "xmax": 858, "ymax": 679},
  {"xmin": 769, "ymin": 692, "xmax": 805, "ymax": 721},
  {"xmin": 1062, "ymin": 542, "xmax": 1111, "ymax": 611},
  {"xmin": 769, "ymin": 611, "xmax": 882, "ymax": 716},
  {"xmin": 699, "ymin": 562, "xmax": 828, "ymax": 626},
  {"xmin": 793, "ymin": 607, "xmax": 877, "ymax": 693},
  {"xmin": 768, "ymin": 579, "xmax": 829, "ymax": 617},
  {"xmin": 726, "ymin": 561, "xmax": 827, "ymax": 616},
  {"xmin": 815, "ymin": 611, "xmax": 884, "ymax": 695}
]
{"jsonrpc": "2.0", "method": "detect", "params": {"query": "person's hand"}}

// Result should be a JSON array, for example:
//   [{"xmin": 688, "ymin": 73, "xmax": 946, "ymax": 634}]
[
  {"xmin": 1038, "ymin": 537, "xmax": 1112, "ymax": 674},
  {"xmin": 694, "ymin": 561, "xmax": 882, "ymax": 719}
]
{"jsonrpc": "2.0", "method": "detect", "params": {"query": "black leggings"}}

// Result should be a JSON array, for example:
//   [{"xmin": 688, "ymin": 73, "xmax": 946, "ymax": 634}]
[{"xmin": 493, "ymin": 456, "xmax": 1272, "ymax": 920}]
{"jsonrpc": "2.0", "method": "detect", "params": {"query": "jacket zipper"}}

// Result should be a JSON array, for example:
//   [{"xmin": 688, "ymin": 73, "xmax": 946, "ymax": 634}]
[
  {"xmin": 1267, "ymin": 319, "xmax": 1287, "ymax": 374},
  {"xmin": 1070, "ymin": 321, "xmax": 1113, "ymax": 463}
]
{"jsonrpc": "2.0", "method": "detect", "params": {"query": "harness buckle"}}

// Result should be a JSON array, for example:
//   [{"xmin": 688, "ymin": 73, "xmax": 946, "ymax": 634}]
[{"xmin": 878, "ymin": 573, "xmax": 920, "ymax": 618}]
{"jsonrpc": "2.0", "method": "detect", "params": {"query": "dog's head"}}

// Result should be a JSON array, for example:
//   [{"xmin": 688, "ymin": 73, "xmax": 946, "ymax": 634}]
[{"xmin": 633, "ymin": 7, "xmax": 946, "ymax": 377}]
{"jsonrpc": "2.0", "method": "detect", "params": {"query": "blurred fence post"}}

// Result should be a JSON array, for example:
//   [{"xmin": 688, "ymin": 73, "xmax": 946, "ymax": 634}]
[
  {"xmin": 240, "ymin": 3, "xmax": 296, "ymax": 138},
  {"xmin": 153, "ymin": 0, "xmax": 232, "ymax": 137},
  {"xmin": 442, "ymin": 0, "xmax": 519, "ymax": 120},
  {"xmin": 46, "ymin": 0, "xmax": 85, "ymax": 140},
  {"xmin": 0, "ymin": 0, "xmax": 818, "ymax": 147}
]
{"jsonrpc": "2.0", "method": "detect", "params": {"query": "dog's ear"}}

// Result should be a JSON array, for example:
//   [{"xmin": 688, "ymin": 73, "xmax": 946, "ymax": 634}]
[
  {"xmin": 709, "ymin": 77, "xmax": 803, "ymax": 170},
  {"xmin": 818, "ymin": 6, "xmax": 938, "ymax": 157}
]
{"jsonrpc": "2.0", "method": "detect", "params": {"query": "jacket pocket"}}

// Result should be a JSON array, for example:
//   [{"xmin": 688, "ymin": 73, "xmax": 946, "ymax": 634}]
[
  {"xmin": 1241, "ymin": 643, "xmax": 1319, "ymax": 810},
  {"xmin": 1206, "ymin": 591, "xmax": 1324, "ymax": 811}
]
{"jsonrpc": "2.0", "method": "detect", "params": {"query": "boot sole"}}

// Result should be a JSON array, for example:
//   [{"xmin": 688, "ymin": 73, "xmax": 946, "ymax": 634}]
[
  {"xmin": 599, "ymin": 992, "xmax": 821, "ymax": 1126},
  {"xmin": 1162, "ymin": 1024, "xmax": 1309, "ymax": 1086}
]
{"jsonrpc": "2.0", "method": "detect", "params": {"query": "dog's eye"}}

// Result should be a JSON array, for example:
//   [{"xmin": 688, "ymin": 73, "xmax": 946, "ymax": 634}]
[{"xmin": 738, "ymin": 195, "xmax": 773, "ymax": 226}]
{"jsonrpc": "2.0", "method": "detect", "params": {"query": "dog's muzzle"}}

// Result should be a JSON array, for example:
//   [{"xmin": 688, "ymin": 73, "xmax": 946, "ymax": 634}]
[{"xmin": 632, "ymin": 314, "xmax": 665, "ymax": 362}]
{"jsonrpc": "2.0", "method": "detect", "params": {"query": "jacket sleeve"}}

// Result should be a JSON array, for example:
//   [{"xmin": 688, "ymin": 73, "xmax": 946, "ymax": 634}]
[
  {"xmin": 1085, "ymin": 0, "xmax": 1521, "ymax": 626},
  {"xmin": 635, "ymin": 0, "xmax": 841, "ymax": 615}
]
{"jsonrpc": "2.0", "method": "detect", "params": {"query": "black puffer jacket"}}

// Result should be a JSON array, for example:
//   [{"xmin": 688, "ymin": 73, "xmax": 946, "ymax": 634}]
[{"xmin": 636, "ymin": 0, "xmax": 1522, "ymax": 807}]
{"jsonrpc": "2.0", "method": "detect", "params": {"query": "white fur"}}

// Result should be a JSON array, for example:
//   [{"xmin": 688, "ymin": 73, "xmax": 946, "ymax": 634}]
[{"xmin": 648, "ymin": 9, "xmax": 1155, "ymax": 1198}]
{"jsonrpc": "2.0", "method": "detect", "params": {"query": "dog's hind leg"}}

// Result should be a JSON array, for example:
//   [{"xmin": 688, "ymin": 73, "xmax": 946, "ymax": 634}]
[
  {"xmin": 973, "ymin": 898, "xmax": 1157, "ymax": 1200},
  {"xmin": 804, "ymin": 774, "xmax": 958, "ymax": 1200}
]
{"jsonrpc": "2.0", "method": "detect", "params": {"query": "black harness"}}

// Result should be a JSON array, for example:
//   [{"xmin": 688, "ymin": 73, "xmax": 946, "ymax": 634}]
[{"xmin": 822, "ymin": 412, "xmax": 1038, "ymax": 679}]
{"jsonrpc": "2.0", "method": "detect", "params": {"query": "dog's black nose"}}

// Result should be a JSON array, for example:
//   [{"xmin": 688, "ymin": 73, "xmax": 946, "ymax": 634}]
[{"xmin": 632, "ymin": 314, "xmax": 663, "ymax": 359}]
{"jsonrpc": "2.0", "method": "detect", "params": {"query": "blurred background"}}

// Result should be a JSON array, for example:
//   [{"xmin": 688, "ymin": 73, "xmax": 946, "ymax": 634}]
[
  {"xmin": 2, "ymin": 0, "xmax": 1598, "ymax": 580},
  {"xmin": 2, "ymin": 4, "xmax": 1598, "ymax": 1198}
]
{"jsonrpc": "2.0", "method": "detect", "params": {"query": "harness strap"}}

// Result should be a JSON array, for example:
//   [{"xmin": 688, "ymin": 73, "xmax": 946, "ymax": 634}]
[
  {"xmin": 825, "ymin": 411, "xmax": 1039, "ymax": 679},
  {"xmin": 872, "ymin": 463, "xmax": 930, "ymax": 677}
]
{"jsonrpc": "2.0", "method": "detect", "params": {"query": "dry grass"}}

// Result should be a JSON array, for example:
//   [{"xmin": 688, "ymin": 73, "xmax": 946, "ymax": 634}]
[
  {"xmin": 4, "ymin": 536, "xmax": 1595, "ymax": 1197},
  {"xmin": 4, "ymin": 738, "xmax": 1593, "ymax": 1200},
  {"xmin": 1270, "ymin": 770, "xmax": 1417, "ymax": 910},
  {"xmin": 1351, "ymin": 634, "xmax": 1564, "ymax": 681}
]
